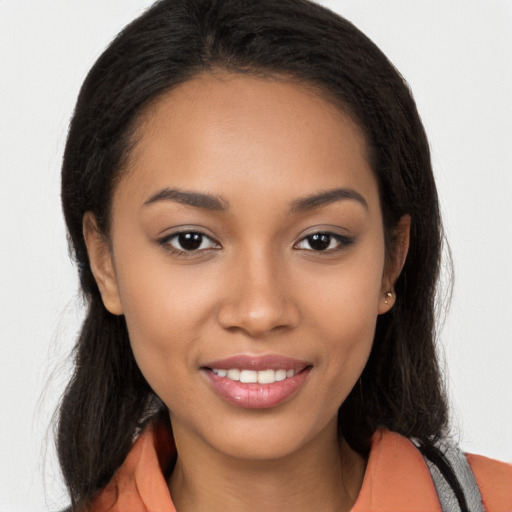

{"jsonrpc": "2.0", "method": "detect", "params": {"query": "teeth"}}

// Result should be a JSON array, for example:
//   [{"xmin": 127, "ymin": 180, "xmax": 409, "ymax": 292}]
[
  {"xmin": 257, "ymin": 369, "xmax": 275, "ymax": 384},
  {"xmin": 275, "ymin": 369, "xmax": 287, "ymax": 381},
  {"xmin": 212, "ymin": 368, "xmax": 297, "ymax": 384},
  {"xmin": 240, "ymin": 370, "xmax": 258, "ymax": 383},
  {"xmin": 227, "ymin": 369, "xmax": 240, "ymax": 381}
]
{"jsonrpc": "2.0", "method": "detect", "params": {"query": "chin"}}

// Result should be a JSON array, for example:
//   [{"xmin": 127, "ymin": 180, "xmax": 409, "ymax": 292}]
[
  {"xmin": 188, "ymin": 410, "xmax": 339, "ymax": 463},
  {"xmin": 213, "ymin": 430, "xmax": 313, "ymax": 461}
]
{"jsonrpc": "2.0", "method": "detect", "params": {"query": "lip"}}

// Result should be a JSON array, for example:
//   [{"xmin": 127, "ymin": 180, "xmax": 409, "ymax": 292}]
[{"xmin": 201, "ymin": 354, "xmax": 312, "ymax": 409}]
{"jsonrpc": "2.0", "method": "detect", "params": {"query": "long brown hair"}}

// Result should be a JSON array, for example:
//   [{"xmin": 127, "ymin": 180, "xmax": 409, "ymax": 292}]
[{"xmin": 59, "ymin": 0, "xmax": 448, "ymax": 508}]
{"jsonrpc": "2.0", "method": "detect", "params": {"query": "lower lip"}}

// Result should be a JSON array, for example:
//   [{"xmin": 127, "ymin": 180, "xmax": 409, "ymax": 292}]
[{"xmin": 203, "ymin": 368, "xmax": 311, "ymax": 409}]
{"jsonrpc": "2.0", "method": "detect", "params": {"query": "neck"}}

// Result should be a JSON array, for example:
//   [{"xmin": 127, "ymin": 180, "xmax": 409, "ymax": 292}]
[{"xmin": 168, "ymin": 419, "xmax": 366, "ymax": 512}]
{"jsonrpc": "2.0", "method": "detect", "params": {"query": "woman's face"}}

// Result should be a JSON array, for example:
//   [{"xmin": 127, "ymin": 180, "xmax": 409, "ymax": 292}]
[{"xmin": 86, "ymin": 72, "xmax": 399, "ymax": 461}]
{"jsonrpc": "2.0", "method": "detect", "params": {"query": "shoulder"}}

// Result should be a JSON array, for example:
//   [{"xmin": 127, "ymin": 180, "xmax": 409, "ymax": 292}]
[
  {"xmin": 354, "ymin": 429, "xmax": 443, "ymax": 511},
  {"xmin": 466, "ymin": 452, "xmax": 512, "ymax": 512},
  {"xmin": 355, "ymin": 429, "xmax": 512, "ymax": 512}
]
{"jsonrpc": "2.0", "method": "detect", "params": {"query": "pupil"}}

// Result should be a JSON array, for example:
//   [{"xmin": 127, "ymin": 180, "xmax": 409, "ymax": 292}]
[
  {"xmin": 179, "ymin": 232, "xmax": 202, "ymax": 250},
  {"xmin": 309, "ymin": 234, "xmax": 330, "ymax": 251}
]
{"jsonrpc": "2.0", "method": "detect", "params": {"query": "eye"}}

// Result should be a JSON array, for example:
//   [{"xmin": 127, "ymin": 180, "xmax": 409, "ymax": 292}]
[
  {"xmin": 295, "ymin": 232, "xmax": 353, "ymax": 252},
  {"xmin": 160, "ymin": 231, "xmax": 220, "ymax": 253}
]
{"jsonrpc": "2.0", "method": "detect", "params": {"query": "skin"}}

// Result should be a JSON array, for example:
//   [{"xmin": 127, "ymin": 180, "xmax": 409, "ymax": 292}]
[{"xmin": 84, "ymin": 72, "xmax": 409, "ymax": 512}]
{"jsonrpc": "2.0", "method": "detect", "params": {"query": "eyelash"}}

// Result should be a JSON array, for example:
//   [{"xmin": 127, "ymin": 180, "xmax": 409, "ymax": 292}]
[
  {"xmin": 157, "ymin": 230, "xmax": 354, "ymax": 256},
  {"xmin": 294, "ymin": 232, "xmax": 355, "ymax": 253},
  {"xmin": 158, "ymin": 231, "xmax": 221, "ymax": 256}
]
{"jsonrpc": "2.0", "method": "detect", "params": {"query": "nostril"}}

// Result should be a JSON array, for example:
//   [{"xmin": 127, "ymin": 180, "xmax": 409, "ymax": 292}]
[{"xmin": 217, "ymin": 299, "xmax": 300, "ymax": 337}]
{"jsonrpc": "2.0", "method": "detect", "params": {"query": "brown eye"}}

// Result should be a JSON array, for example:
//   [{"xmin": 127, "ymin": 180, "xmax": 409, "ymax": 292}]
[
  {"xmin": 295, "ymin": 232, "xmax": 354, "ymax": 252},
  {"xmin": 162, "ymin": 231, "xmax": 219, "ymax": 252},
  {"xmin": 306, "ymin": 234, "xmax": 332, "ymax": 251},
  {"xmin": 177, "ymin": 232, "xmax": 203, "ymax": 250}
]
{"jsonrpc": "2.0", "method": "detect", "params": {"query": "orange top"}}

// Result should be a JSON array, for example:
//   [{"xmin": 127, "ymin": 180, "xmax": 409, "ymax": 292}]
[{"xmin": 90, "ymin": 422, "xmax": 512, "ymax": 512}]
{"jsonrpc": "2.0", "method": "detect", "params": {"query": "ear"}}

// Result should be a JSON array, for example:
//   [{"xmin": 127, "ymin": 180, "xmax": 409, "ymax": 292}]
[
  {"xmin": 83, "ymin": 212, "xmax": 123, "ymax": 315},
  {"xmin": 378, "ymin": 214, "xmax": 411, "ymax": 314}
]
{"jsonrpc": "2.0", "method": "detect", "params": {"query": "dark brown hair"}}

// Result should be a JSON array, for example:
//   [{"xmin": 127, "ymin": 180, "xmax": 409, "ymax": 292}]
[{"xmin": 59, "ymin": 0, "xmax": 448, "ymax": 508}]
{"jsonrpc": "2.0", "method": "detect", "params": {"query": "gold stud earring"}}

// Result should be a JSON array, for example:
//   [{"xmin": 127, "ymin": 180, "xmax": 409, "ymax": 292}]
[{"xmin": 384, "ymin": 291, "xmax": 393, "ymax": 304}]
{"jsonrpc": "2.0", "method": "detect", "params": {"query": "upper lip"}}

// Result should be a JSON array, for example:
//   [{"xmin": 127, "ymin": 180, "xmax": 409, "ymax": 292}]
[{"xmin": 202, "ymin": 354, "xmax": 311, "ymax": 372}]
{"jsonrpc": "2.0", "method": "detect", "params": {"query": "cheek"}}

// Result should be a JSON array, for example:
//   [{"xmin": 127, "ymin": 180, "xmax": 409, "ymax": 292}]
[
  {"xmin": 116, "ymin": 247, "xmax": 217, "ymax": 333},
  {"xmin": 303, "ymin": 246, "xmax": 385, "ymax": 380},
  {"xmin": 112, "ymin": 251, "xmax": 221, "ymax": 393},
  {"xmin": 305, "ymin": 246, "xmax": 385, "ymax": 332},
  {"xmin": 315, "ymin": 289, "xmax": 377, "ymax": 377},
  {"xmin": 308, "ymin": 295, "xmax": 377, "ymax": 419}
]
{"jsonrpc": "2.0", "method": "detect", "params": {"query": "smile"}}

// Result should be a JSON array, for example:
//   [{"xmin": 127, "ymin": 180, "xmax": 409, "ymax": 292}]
[
  {"xmin": 211, "ymin": 368, "xmax": 296, "ymax": 384},
  {"xmin": 203, "ymin": 355, "xmax": 312, "ymax": 409}
]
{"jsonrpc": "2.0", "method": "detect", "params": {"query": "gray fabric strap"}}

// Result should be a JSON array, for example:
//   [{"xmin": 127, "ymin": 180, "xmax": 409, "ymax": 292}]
[{"xmin": 419, "ymin": 439, "xmax": 485, "ymax": 512}]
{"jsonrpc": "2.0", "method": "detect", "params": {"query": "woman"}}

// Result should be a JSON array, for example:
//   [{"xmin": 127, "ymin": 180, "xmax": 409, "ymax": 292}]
[{"xmin": 57, "ymin": 0, "xmax": 511, "ymax": 510}]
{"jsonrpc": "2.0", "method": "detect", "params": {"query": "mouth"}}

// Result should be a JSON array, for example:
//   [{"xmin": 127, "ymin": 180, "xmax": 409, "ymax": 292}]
[
  {"xmin": 210, "ymin": 367, "xmax": 299, "ymax": 384},
  {"xmin": 201, "ymin": 355, "xmax": 312, "ymax": 409}
]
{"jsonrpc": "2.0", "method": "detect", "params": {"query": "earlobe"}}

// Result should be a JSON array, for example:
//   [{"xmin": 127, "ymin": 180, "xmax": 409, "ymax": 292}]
[
  {"xmin": 378, "ymin": 214, "xmax": 411, "ymax": 315},
  {"xmin": 82, "ymin": 212, "xmax": 123, "ymax": 315},
  {"xmin": 378, "ymin": 289, "xmax": 395, "ymax": 315}
]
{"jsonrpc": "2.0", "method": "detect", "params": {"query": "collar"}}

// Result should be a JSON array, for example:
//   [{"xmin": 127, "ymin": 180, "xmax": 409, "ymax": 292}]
[{"xmin": 90, "ymin": 422, "xmax": 441, "ymax": 511}]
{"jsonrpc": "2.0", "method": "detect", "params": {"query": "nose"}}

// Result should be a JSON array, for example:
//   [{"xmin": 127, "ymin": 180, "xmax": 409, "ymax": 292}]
[{"xmin": 217, "ymin": 250, "xmax": 300, "ymax": 338}]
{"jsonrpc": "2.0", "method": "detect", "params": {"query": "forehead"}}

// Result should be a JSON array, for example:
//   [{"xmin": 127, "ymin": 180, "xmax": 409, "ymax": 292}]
[{"xmin": 119, "ymin": 71, "xmax": 379, "ymax": 212}]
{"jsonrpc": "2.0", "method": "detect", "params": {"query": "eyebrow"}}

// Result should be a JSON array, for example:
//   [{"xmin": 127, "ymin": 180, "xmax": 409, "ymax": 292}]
[
  {"xmin": 143, "ymin": 186, "xmax": 367, "ymax": 213},
  {"xmin": 289, "ymin": 188, "xmax": 368, "ymax": 212},
  {"xmin": 143, "ymin": 188, "xmax": 228, "ymax": 211}
]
